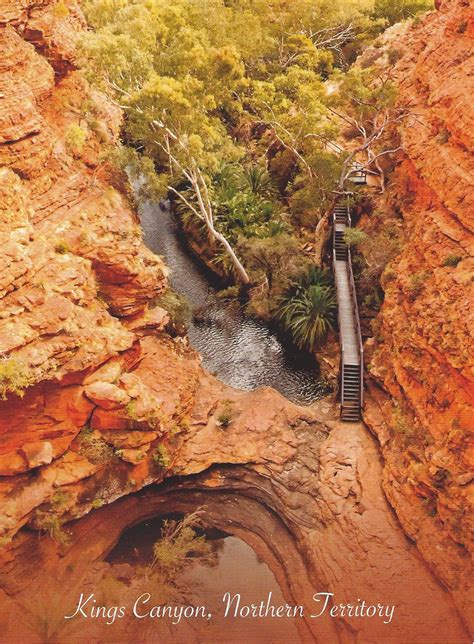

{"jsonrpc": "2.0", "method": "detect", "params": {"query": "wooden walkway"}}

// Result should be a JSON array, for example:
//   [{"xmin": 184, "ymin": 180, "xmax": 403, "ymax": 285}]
[{"xmin": 332, "ymin": 200, "xmax": 364, "ymax": 422}]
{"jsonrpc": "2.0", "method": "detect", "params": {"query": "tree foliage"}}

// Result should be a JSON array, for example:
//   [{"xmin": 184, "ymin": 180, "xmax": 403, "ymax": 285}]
[{"xmin": 79, "ymin": 0, "xmax": 431, "ymax": 319}]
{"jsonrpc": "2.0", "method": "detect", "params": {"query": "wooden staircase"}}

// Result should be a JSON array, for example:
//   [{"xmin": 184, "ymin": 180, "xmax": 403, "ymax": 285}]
[{"xmin": 332, "ymin": 200, "xmax": 364, "ymax": 422}]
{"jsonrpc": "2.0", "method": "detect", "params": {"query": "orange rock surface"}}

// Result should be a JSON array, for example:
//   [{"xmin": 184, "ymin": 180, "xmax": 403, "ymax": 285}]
[
  {"xmin": 363, "ymin": 0, "xmax": 474, "ymax": 626},
  {"xmin": 0, "ymin": 2, "xmax": 166, "ymax": 474}
]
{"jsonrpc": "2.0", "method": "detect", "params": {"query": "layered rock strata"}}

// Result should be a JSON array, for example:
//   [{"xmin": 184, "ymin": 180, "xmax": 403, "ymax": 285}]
[{"xmin": 362, "ymin": 0, "xmax": 473, "ymax": 627}]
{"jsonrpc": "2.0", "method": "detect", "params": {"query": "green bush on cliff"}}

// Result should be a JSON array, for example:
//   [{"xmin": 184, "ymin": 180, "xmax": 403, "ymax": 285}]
[
  {"xmin": 343, "ymin": 227, "xmax": 369, "ymax": 248},
  {"xmin": 151, "ymin": 444, "xmax": 171, "ymax": 468},
  {"xmin": 0, "ymin": 358, "xmax": 34, "ymax": 400},
  {"xmin": 216, "ymin": 400, "xmax": 234, "ymax": 428},
  {"xmin": 34, "ymin": 511, "xmax": 71, "ymax": 547},
  {"xmin": 154, "ymin": 288, "xmax": 191, "ymax": 329},
  {"xmin": 78, "ymin": 427, "xmax": 114, "ymax": 464},
  {"xmin": 64, "ymin": 123, "xmax": 88, "ymax": 153},
  {"xmin": 442, "ymin": 254, "xmax": 462, "ymax": 268}
]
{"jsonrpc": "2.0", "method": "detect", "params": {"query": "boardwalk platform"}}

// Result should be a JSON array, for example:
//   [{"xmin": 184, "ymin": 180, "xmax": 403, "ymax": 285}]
[
  {"xmin": 332, "ymin": 203, "xmax": 364, "ymax": 422},
  {"xmin": 334, "ymin": 259, "xmax": 360, "ymax": 366}
]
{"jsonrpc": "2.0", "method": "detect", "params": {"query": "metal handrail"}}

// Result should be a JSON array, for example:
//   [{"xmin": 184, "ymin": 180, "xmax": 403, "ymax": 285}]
[{"xmin": 346, "ymin": 199, "xmax": 364, "ymax": 408}]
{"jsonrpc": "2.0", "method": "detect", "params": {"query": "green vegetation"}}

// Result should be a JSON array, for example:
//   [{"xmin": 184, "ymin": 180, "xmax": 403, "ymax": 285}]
[
  {"xmin": 442, "ymin": 254, "xmax": 462, "ymax": 267},
  {"xmin": 277, "ymin": 267, "xmax": 336, "ymax": 351},
  {"xmin": 51, "ymin": 490, "xmax": 71, "ymax": 510},
  {"xmin": 54, "ymin": 240, "xmax": 70, "ymax": 254},
  {"xmin": 78, "ymin": 0, "xmax": 432, "ymax": 350},
  {"xmin": 78, "ymin": 427, "xmax": 114, "ymax": 464},
  {"xmin": 0, "ymin": 358, "xmax": 34, "ymax": 400},
  {"xmin": 216, "ymin": 400, "xmax": 234, "ymax": 428},
  {"xmin": 154, "ymin": 288, "xmax": 191, "ymax": 330},
  {"xmin": 150, "ymin": 510, "xmax": 214, "ymax": 580},
  {"xmin": 152, "ymin": 444, "xmax": 171, "ymax": 468},
  {"xmin": 53, "ymin": 1, "xmax": 70, "ymax": 18},
  {"xmin": 371, "ymin": 0, "xmax": 433, "ymax": 26},
  {"xmin": 64, "ymin": 123, "xmax": 88, "ymax": 153},
  {"xmin": 407, "ymin": 271, "xmax": 429, "ymax": 299},
  {"xmin": 125, "ymin": 400, "xmax": 163, "ymax": 430},
  {"xmin": 34, "ymin": 512, "xmax": 71, "ymax": 547},
  {"xmin": 343, "ymin": 227, "xmax": 369, "ymax": 247}
]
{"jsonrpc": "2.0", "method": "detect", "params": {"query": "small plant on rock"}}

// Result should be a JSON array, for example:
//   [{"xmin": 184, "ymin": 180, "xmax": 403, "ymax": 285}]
[
  {"xmin": 54, "ymin": 240, "xmax": 70, "ymax": 254},
  {"xmin": 0, "ymin": 357, "xmax": 34, "ymax": 400},
  {"xmin": 152, "ymin": 444, "xmax": 171, "ymax": 468},
  {"xmin": 78, "ymin": 427, "xmax": 114, "ymax": 464},
  {"xmin": 343, "ymin": 228, "xmax": 368, "ymax": 248},
  {"xmin": 64, "ymin": 123, "xmax": 87, "ymax": 154},
  {"xmin": 35, "ymin": 512, "xmax": 71, "ymax": 547},
  {"xmin": 216, "ymin": 400, "xmax": 234, "ymax": 428},
  {"xmin": 407, "ymin": 271, "xmax": 429, "ymax": 299},
  {"xmin": 442, "ymin": 254, "xmax": 462, "ymax": 267}
]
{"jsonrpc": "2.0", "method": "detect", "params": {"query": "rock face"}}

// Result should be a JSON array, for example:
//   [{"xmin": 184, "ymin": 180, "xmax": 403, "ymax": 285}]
[
  {"xmin": 363, "ymin": 0, "xmax": 473, "ymax": 627},
  {"xmin": 0, "ymin": 3, "xmax": 167, "ymax": 476}
]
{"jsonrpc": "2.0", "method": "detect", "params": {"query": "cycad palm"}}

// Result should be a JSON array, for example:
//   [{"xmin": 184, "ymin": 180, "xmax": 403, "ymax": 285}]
[
  {"xmin": 278, "ymin": 284, "xmax": 336, "ymax": 352},
  {"xmin": 241, "ymin": 166, "xmax": 277, "ymax": 199}
]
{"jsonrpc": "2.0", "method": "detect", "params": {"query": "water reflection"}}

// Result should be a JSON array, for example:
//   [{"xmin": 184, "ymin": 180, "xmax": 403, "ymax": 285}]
[{"xmin": 139, "ymin": 201, "xmax": 329, "ymax": 405}]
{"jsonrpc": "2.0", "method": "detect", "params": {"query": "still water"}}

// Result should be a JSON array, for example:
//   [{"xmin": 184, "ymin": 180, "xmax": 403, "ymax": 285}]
[
  {"xmin": 107, "ymin": 513, "xmax": 301, "ymax": 642},
  {"xmin": 140, "ymin": 201, "xmax": 329, "ymax": 405}
]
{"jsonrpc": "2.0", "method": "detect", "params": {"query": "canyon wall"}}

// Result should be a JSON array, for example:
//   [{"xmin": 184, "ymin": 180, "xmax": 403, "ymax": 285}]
[{"xmin": 363, "ymin": 0, "xmax": 473, "ymax": 624}]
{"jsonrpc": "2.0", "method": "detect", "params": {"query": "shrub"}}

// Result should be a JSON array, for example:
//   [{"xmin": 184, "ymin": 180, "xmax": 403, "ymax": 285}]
[
  {"xmin": 53, "ymin": 1, "xmax": 70, "ymax": 18},
  {"xmin": 150, "ymin": 510, "xmax": 214, "ymax": 580},
  {"xmin": 216, "ymin": 285, "xmax": 240, "ymax": 300},
  {"xmin": 91, "ymin": 498, "xmax": 105, "ymax": 509},
  {"xmin": 64, "ymin": 123, "xmax": 87, "ymax": 153},
  {"xmin": 125, "ymin": 400, "xmax": 162, "ymax": 430},
  {"xmin": 391, "ymin": 405, "xmax": 417, "ymax": 445},
  {"xmin": 288, "ymin": 265, "xmax": 332, "ymax": 292},
  {"xmin": 35, "ymin": 512, "xmax": 71, "ymax": 546},
  {"xmin": 442, "ymin": 254, "xmax": 462, "ymax": 267},
  {"xmin": 371, "ymin": 0, "xmax": 433, "ymax": 26},
  {"xmin": 216, "ymin": 400, "xmax": 234, "ymax": 428},
  {"xmin": 407, "ymin": 271, "xmax": 429, "ymax": 299},
  {"xmin": 0, "ymin": 358, "xmax": 34, "ymax": 400},
  {"xmin": 78, "ymin": 428, "xmax": 114, "ymax": 464},
  {"xmin": 154, "ymin": 289, "xmax": 191, "ymax": 328},
  {"xmin": 54, "ymin": 240, "xmax": 70, "ymax": 254},
  {"xmin": 152, "ymin": 444, "xmax": 171, "ymax": 468},
  {"xmin": 277, "ymin": 284, "xmax": 337, "ymax": 352},
  {"xmin": 343, "ymin": 228, "xmax": 368, "ymax": 248},
  {"xmin": 51, "ymin": 490, "xmax": 71, "ymax": 509}
]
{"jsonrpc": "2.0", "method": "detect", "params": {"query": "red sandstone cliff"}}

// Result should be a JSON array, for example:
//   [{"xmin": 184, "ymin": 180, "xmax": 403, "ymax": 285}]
[
  {"xmin": 363, "ymin": 0, "xmax": 473, "ymax": 624},
  {"xmin": 0, "ymin": 2, "xmax": 170, "ymax": 481}
]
